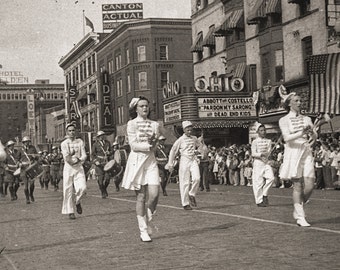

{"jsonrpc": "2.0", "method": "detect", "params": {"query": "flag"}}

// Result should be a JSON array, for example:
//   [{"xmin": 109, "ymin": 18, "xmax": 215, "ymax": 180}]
[
  {"xmin": 85, "ymin": 16, "xmax": 94, "ymax": 31},
  {"xmin": 308, "ymin": 53, "xmax": 340, "ymax": 115},
  {"xmin": 72, "ymin": 100, "xmax": 82, "ymax": 118}
]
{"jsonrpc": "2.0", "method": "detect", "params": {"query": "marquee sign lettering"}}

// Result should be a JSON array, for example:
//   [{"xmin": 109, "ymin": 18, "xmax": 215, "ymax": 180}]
[
  {"xmin": 194, "ymin": 76, "xmax": 245, "ymax": 93},
  {"xmin": 162, "ymin": 81, "xmax": 180, "ymax": 99}
]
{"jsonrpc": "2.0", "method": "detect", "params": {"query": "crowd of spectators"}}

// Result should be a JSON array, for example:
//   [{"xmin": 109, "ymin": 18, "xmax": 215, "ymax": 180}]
[{"xmin": 196, "ymin": 132, "xmax": 340, "ymax": 191}]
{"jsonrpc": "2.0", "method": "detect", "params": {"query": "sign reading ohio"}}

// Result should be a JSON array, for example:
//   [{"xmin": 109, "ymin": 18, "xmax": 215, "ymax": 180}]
[{"xmin": 198, "ymin": 97, "xmax": 256, "ymax": 118}]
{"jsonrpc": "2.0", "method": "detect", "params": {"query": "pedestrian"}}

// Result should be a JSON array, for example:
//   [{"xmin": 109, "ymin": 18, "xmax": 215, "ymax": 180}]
[
  {"xmin": 50, "ymin": 146, "xmax": 63, "ymax": 191},
  {"xmin": 40, "ymin": 149, "xmax": 51, "ymax": 190},
  {"xmin": 121, "ymin": 96, "xmax": 160, "ymax": 242},
  {"xmin": 91, "ymin": 130, "xmax": 112, "ymax": 198},
  {"xmin": 279, "ymin": 93, "xmax": 316, "ymax": 227},
  {"xmin": 18, "ymin": 136, "xmax": 39, "ymax": 204},
  {"xmin": 166, "ymin": 120, "xmax": 202, "ymax": 210},
  {"xmin": 112, "ymin": 137, "xmax": 128, "ymax": 192},
  {"xmin": 251, "ymin": 123, "xmax": 274, "ymax": 207},
  {"xmin": 155, "ymin": 135, "xmax": 170, "ymax": 196},
  {"xmin": 61, "ymin": 123, "xmax": 87, "ymax": 220},
  {"xmin": 197, "ymin": 134, "xmax": 210, "ymax": 191}
]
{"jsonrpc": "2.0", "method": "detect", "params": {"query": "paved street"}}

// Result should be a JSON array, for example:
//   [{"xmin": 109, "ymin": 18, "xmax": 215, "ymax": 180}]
[{"xmin": 1, "ymin": 180, "xmax": 340, "ymax": 270}]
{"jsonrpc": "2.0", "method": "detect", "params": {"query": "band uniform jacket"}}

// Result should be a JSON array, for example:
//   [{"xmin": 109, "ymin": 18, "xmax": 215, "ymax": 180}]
[
  {"xmin": 19, "ymin": 145, "xmax": 38, "ymax": 168},
  {"xmin": 91, "ymin": 140, "xmax": 112, "ymax": 167},
  {"xmin": 155, "ymin": 144, "xmax": 169, "ymax": 168},
  {"xmin": 4, "ymin": 148, "xmax": 20, "ymax": 173},
  {"xmin": 121, "ymin": 116, "xmax": 160, "ymax": 190}
]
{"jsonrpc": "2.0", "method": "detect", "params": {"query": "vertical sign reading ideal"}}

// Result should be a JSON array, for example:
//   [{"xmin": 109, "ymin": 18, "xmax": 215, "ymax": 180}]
[
  {"xmin": 101, "ymin": 71, "xmax": 114, "ymax": 132},
  {"xmin": 26, "ymin": 90, "xmax": 36, "ymax": 142}
]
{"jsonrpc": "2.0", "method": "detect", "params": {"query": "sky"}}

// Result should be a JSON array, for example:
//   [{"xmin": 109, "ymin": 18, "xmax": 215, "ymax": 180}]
[{"xmin": 0, "ymin": 0, "xmax": 192, "ymax": 84}]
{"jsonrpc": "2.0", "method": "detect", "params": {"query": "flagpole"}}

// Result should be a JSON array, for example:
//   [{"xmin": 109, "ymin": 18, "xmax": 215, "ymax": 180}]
[{"xmin": 82, "ymin": 10, "xmax": 85, "ymax": 36}]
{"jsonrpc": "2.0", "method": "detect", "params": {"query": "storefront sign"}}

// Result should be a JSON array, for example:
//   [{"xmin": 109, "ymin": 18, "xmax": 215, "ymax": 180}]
[
  {"xmin": 0, "ymin": 71, "xmax": 29, "ymax": 84},
  {"xmin": 101, "ymin": 71, "xmax": 114, "ymax": 131},
  {"xmin": 198, "ymin": 97, "xmax": 256, "ymax": 118},
  {"xmin": 194, "ymin": 76, "xmax": 244, "ymax": 93},
  {"xmin": 68, "ymin": 86, "xmax": 80, "ymax": 125},
  {"xmin": 164, "ymin": 100, "xmax": 181, "ymax": 123},
  {"xmin": 26, "ymin": 90, "xmax": 35, "ymax": 140},
  {"xmin": 162, "ymin": 81, "xmax": 180, "ymax": 98}
]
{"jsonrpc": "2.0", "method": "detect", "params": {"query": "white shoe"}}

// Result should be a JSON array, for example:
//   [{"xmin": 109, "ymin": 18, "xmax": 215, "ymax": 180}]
[
  {"xmin": 279, "ymin": 185, "xmax": 285, "ymax": 189},
  {"xmin": 297, "ymin": 217, "xmax": 311, "ymax": 227},
  {"xmin": 140, "ymin": 231, "xmax": 152, "ymax": 242}
]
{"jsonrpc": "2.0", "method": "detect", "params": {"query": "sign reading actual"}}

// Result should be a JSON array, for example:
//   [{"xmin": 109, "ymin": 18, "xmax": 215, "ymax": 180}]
[
  {"xmin": 164, "ymin": 100, "xmax": 181, "ymax": 123},
  {"xmin": 198, "ymin": 97, "xmax": 256, "ymax": 118},
  {"xmin": 102, "ymin": 3, "xmax": 143, "ymax": 30}
]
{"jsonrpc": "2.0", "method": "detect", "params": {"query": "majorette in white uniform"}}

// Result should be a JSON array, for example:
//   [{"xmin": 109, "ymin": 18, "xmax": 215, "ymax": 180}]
[
  {"xmin": 251, "ymin": 123, "xmax": 274, "ymax": 206},
  {"xmin": 61, "ymin": 133, "xmax": 87, "ymax": 215}
]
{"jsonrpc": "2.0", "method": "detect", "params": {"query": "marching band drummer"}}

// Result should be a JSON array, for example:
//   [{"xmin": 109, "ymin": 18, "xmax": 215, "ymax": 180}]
[
  {"xmin": 40, "ymin": 149, "xmax": 52, "ymax": 190},
  {"xmin": 121, "ymin": 96, "xmax": 160, "ymax": 242},
  {"xmin": 91, "ymin": 130, "xmax": 113, "ymax": 199},
  {"xmin": 279, "ymin": 93, "xmax": 317, "ymax": 227},
  {"xmin": 18, "ymin": 136, "xmax": 38, "ymax": 204},
  {"xmin": 112, "ymin": 138, "xmax": 128, "ymax": 192},
  {"xmin": 61, "ymin": 123, "xmax": 87, "ymax": 220},
  {"xmin": 4, "ymin": 140, "xmax": 20, "ymax": 201}
]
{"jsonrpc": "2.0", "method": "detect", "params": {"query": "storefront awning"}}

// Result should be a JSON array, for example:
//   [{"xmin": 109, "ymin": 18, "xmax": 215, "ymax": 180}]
[
  {"xmin": 308, "ymin": 52, "xmax": 340, "ymax": 115},
  {"xmin": 234, "ymin": 62, "xmax": 246, "ymax": 79},
  {"xmin": 88, "ymin": 84, "xmax": 96, "ymax": 95},
  {"xmin": 190, "ymin": 32, "xmax": 204, "ymax": 52},
  {"xmin": 214, "ymin": 9, "xmax": 244, "ymax": 37},
  {"xmin": 76, "ymin": 90, "xmax": 87, "ymax": 101},
  {"xmin": 247, "ymin": 0, "xmax": 281, "ymax": 25},
  {"xmin": 202, "ymin": 26, "xmax": 216, "ymax": 47},
  {"xmin": 192, "ymin": 120, "xmax": 252, "ymax": 129}
]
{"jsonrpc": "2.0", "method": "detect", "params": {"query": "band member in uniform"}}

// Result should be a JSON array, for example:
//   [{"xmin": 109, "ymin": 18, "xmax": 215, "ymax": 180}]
[
  {"xmin": 251, "ymin": 123, "xmax": 274, "ymax": 207},
  {"xmin": 61, "ymin": 123, "xmax": 87, "ymax": 220},
  {"xmin": 279, "ymin": 93, "xmax": 316, "ymax": 227},
  {"xmin": 121, "ymin": 96, "xmax": 160, "ymax": 242},
  {"xmin": 18, "ymin": 136, "xmax": 38, "ymax": 204},
  {"xmin": 155, "ymin": 135, "xmax": 169, "ymax": 196},
  {"xmin": 50, "ymin": 146, "xmax": 63, "ymax": 191},
  {"xmin": 166, "ymin": 120, "xmax": 202, "ymax": 210},
  {"xmin": 112, "ymin": 138, "xmax": 128, "ymax": 192},
  {"xmin": 91, "ymin": 130, "xmax": 112, "ymax": 198},
  {"xmin": 197, "ymin": 134, "xmax": 210, "ymax": 192},
  {"xmin": 4, "ymin": 140, "xmax": 20, "ymax": 201},
  {"xmin": 40, "ymin": 149, "xmax": 51, "ymax": 190}
]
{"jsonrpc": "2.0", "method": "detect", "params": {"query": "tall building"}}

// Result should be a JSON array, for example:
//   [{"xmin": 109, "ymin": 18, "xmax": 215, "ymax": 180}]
[{"xmin": 0, "ymin": 80, "xmax": 64, "ymax": 144}]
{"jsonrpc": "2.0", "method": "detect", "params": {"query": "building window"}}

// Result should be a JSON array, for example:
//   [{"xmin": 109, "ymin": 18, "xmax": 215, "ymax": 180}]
[
  {"xmin": 138, "ymin": 71, "xmax": 147, "ymax": 90},
  {"xmin": 88, "ymin": 56, "xmax": 92, "ymax": 76},
  {"xmin": 92, "ymin": 54, "xmax": 96, "ymax": 73},
  {"xmin": 127, "ymin": 74, "xmax": 131, "ymax": 93},
  {"xmin": 75, "ymin": 66, "xmax": 79, "ymax": 83},
  {"xmin": 108, "ymin": 59, "xmax": 113, "ymax": 74},
  {"xmin": 261, "ymin": 52, "xmax": 270, "ymax": 85},
  {"xmin": 160, "ymin": 71, "xmax": 169, "ymax": 88},
  {"xmin": 115, "ymin": 54, "xmax": 122, "ymax": 70},
  {"xmin": 72, "ymin": 69, "xmax": 76, "ymax": 85},
  {"xmin": 302, "ymin": 36, "xmax": 313, "ymax": 76},
  {"xmin": 126, "ymin": 48, "xmax": 130, "ymax": 64},
  {"xmin": 275, "ymin": 50, "xmax": 283, "ymax": 82},
  {"xmin": 80, "ymin": 63, "xmax": 84, "ymax": 81},
  {"xmin": 299, "ymin": 0, "xmax": 311, "ymax": 17},
  {"xmin": 118, "ymin": 106, "xmax": 124, "ymax": 124},
  {"xmin": 83, "ymin": 61, "xmax": 87, "ymax": 79},
  {"xmin": 137, "ymin": 46, "xmax": 146, "ymax": 62},
  {"xmin": 116, "ymin": 78, "xmax": 123, "ymax": 97},
  {"xmin": 160, "ymin": 45, "xmax": 168, "ymax": 60}
]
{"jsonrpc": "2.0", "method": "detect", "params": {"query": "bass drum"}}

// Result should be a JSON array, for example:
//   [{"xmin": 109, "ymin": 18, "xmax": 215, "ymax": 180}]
[
  {"xmin": 104, "ymin": 160, "xmax": 122, "ymax": 178},
  {"xmin": 26, "ymin": 162, "xmax": 44, "ymax": 179},
  {"xmin": 0, "ymin": 141, "xmax": 6, "ymax": 162}
]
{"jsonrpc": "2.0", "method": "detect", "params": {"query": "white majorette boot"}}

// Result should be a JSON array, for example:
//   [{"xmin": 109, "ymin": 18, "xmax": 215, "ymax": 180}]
[
  {"xmin": 293, "ymin": 203, "xmax": 311, "ymax": 227},
  {"xmin": 137, "ymin": 215, "xmax": 152, "ymax": 242}
]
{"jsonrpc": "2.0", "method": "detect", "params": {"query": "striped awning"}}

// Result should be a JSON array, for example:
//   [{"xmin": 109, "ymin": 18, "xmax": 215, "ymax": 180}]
[
  {"xmin": 202, "ymin": 26, "xmax": 216, "ymax": 47},
  {"xmin": 76, "ymin": 89, "xmax": 87, "ymax": 101},
  {"xmin": 88, "ymin": 84, "xmax": 96, "ymax": 95},
  {"xmin": 190, "ymin": 32, "xmax": 204, "ymax": 52},
  {"xmin": 247, "ymin": 0, "xmax": 281, "ymax": 25},
  {"xmin": 214, "ymin": 9, "xmax": 244, "ymax": 37},
  {"xmin": 234, "ymin": 62, "xmax": 246, "ymax": 79}
]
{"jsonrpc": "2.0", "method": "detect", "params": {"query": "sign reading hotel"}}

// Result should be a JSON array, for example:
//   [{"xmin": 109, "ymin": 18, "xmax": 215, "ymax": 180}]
[
  {"xmin": 0, "ymin": 71, "xmax": 29, "ymax": 84},
  {"xmin": 198, "ymin": 97, "xmax": 256, "ymax": 118},
  {"xmin": 102, "ymin": 3, "xmax": 143, "ymax": 30},
  {"xmin": 164, "ymin": 100, "xmax": 181, "ymax": 123}
]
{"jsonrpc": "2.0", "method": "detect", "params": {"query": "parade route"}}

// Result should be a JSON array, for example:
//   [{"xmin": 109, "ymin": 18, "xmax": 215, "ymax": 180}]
[{"xmin": 1, "ymin": 181, "xmax": 340, "ymax": 270}]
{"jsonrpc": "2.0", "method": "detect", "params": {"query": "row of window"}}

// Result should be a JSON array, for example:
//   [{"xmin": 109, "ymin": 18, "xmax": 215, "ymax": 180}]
[
  {"xmin": 0, "ymin": 92, "xmax": 64, "ymax": 101},
  {"xmin": 66, "ymin": 54, "xmax": 96, "ymax": 89}
]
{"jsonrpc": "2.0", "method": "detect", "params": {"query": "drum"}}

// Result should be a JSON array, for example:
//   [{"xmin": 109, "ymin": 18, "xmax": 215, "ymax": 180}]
[
  {"xmin": 26, "ymin": 162, "xmax": 43, "ymax": 179},
  {"xmin": 103, "ymin": 160, "xmax": 122, "ymax": 177}
]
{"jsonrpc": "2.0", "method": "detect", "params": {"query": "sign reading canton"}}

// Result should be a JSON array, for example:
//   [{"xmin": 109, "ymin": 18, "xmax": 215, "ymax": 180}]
[
  {"xmin": 68, "ymin": 86, "xmax": 80, "ymax": 126},
  {"xmin": 198, "ymin": 97, "xmax": 256, "ymax": 118},
  {"xmin": 308, "ymin": 53, "xmax": 340, "ymax": 115},
  {"xmin": 102, "ymin": 3, "xmax": 143, "ymax": 30},
  {"xmin": 101, "ymin": 71, "xmax": 114, "ymax": 132},
  {"xmin": 26, "ymin": 90, "xmax": 36, "ymax": 140}
]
